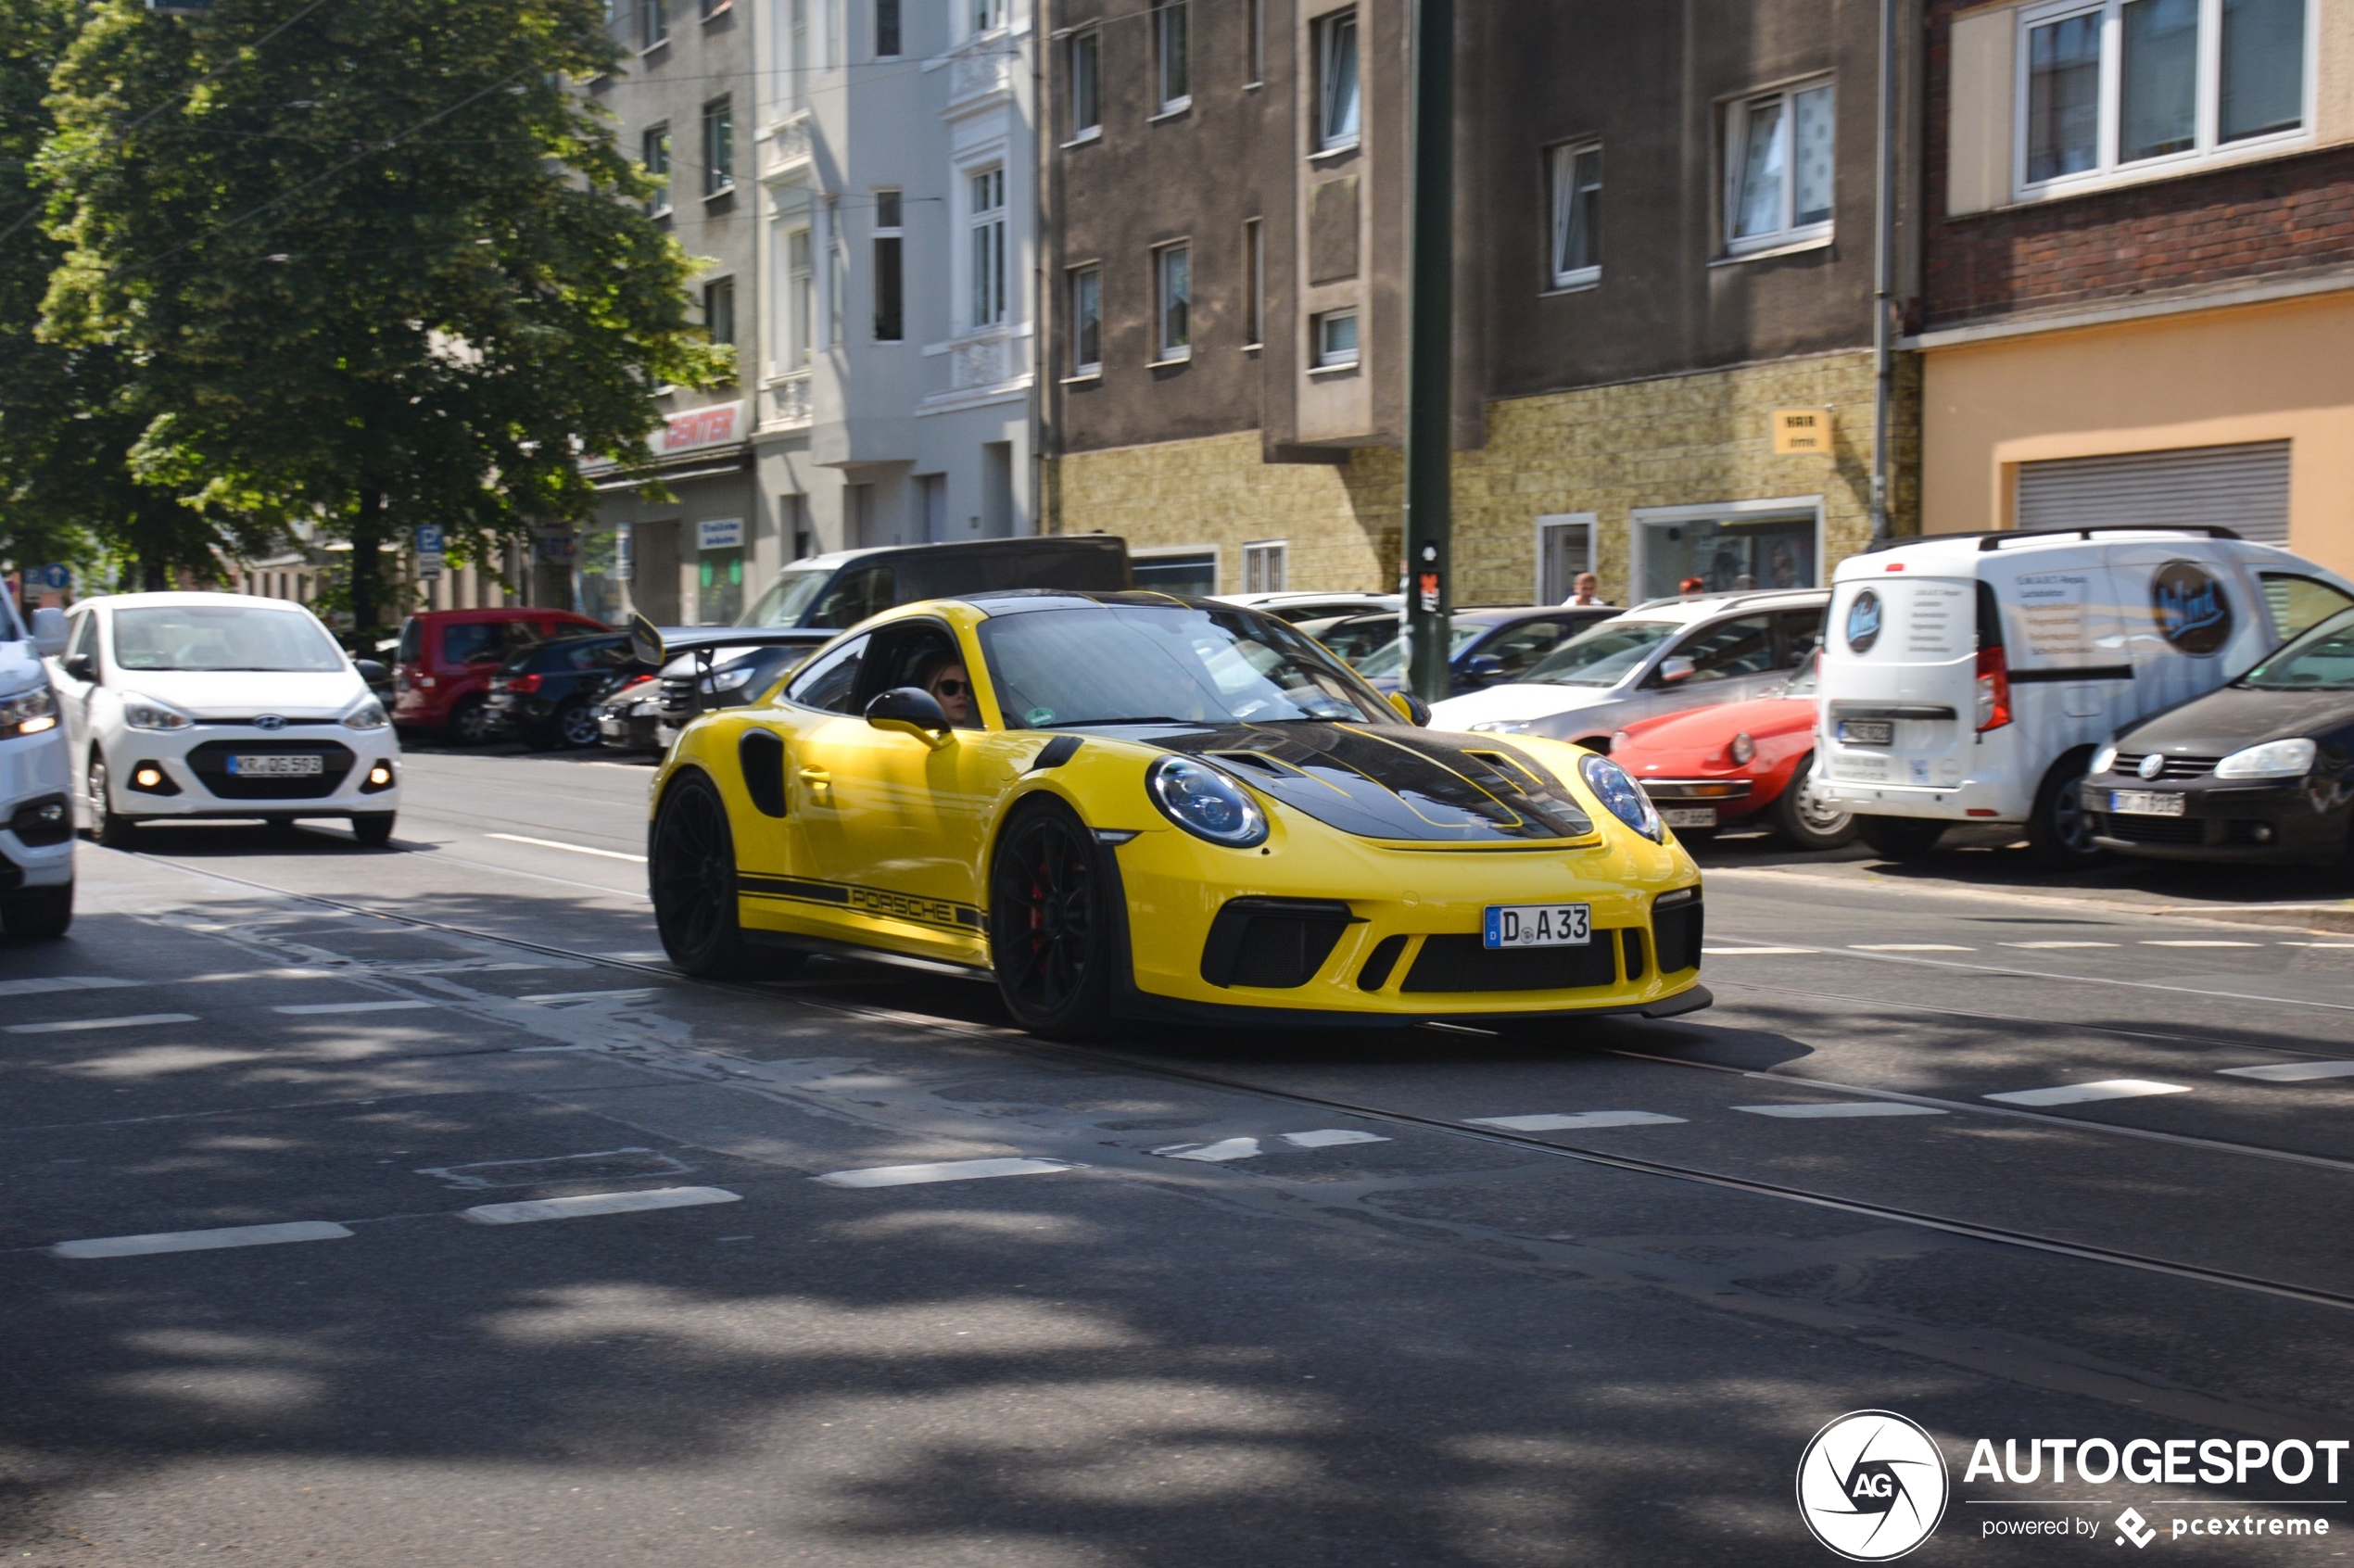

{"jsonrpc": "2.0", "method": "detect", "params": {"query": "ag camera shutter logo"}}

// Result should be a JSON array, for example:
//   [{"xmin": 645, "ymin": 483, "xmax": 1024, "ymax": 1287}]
[
  {"xmin": 1844, "ymin": 589, "xmax": 1884, "ymax": 655},
  {"xmin": 1796, "ymin": 1410, "xmax": 1949, "ymax": 1561}
]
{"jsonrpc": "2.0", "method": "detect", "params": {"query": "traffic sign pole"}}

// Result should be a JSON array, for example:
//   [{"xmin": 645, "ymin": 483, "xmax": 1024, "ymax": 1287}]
[{"xmin": 1403, "ymin": 0, "xmax": 1455, "ymax": 704}]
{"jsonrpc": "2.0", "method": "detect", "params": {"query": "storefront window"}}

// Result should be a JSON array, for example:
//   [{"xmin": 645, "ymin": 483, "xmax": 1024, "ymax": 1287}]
[
  {"xmin": 576, "ymin": 526, "xmax": 631, "ymax": 626},
  {"xmin": 699, "ymin": 547, "xmax": 745, "ymax": 625},
  {"xmin": 1637, "ymin": 513, "xmax": 1816, "ymax": 602}
]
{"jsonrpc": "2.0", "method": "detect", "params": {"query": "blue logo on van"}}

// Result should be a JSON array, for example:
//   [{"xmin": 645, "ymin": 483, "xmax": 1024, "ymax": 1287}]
[
  {"xmin": 1845, "ymin": 588, "xmax": 1884, "ymax": 655},
  {"xmin": 2150, "ymin": 561, "xmax": 2232, "ymax": 655}
]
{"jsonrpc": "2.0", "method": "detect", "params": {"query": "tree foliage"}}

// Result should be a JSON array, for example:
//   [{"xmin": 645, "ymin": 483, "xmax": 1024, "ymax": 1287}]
[{"xmin": 38, "ymin": 0, "xmax": 728, "ymax": 631}]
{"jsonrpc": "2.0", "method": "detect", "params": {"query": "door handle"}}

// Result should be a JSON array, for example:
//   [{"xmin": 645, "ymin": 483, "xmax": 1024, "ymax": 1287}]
[{"xmin": 798, "ymin": 767, "xmax": 830, "ymax": 783}]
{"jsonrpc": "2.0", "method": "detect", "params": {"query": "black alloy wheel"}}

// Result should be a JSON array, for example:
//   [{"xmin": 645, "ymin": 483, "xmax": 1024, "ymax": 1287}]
[
  {"xmin": 556, "ymin": 700, "xmax": 601, "ymax": 749},
  {"xmin": 85, "ymin": 753, "xmax": 140, "ymax": 849},
  {"xmin": 448, "ymin": 694, "xmax": 496, "ymax": 746},
  {"xmin": 2027, "ymin": 749, "xmax": 2107, "ymax": 871},
  {"xmin": 989, "ymin": 801, "xmax": 1115, "ymax": 1038},
  {"xmin": 1772, "ymin": 752, "xmax": 1858, "ymax": 851},
  {"xmin": 652, "ymin": 774, "xmax": 760, "ymax": 978}
]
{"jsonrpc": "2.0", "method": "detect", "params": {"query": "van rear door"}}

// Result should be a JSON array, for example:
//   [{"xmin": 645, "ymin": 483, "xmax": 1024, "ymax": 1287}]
[{"xmin": 1819, "ymin": 574, "xmax": 1979, "ymax": 790}]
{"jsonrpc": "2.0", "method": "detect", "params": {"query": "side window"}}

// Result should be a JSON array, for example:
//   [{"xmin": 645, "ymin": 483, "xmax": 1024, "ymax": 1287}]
[
  {"xmin": 811, "ymin": 565, "xmax": 893, "ymax": 629},
  {"xmin": 1773, "ymin": 606, "xmax": 1826, "ymax": 666},
  {"xmin": 1482, "ymin": 620, "xmax": 1574, "ymax": 678},
  {"xmin": 66, "ymin": 613, "xmax": 96, "ymax": 667},
  {"xmin": 395, "ymin": 619, "xmax": 423, "ymax": 664},
  {"xmin": 501, "ymin": 621, "xmax": 547, "ymax": 655},
  {"xmin": 2260, "ymin": 574, "xmax": 2354, "ymax": 641},
  {"xmin": 443, "ymin": 623, "xmax": 499, "ymax": 664},
  {"xmin": 868, "ymin": 620, "xmax": 981, "ymax": 727},
  {"xmin": 783, "ymin": 634, "xmax": 871, "ymax": 714},
  {"xmin": 1668, "ymin": 614, "xmax": 1778, "ymax": 684}
]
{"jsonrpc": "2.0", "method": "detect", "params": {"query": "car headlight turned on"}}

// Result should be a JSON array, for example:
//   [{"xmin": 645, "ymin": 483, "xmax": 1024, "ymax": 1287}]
[
  {"xmin": 1145, "ymin": 755, "xmax": 1269, "ymax": 848},
  {"xmin": 1580, "ymin": 752, "xmax": 1662, "ymax": 841},
  {"xmin": 0, "ymin": 683, "xmax": 58, "ymax": 740},
  {"xmin": 2090, "ymin": 741, "xmax": 2119, "ymax": 776},
  {"xmin": 2215, "ymin": 737, "xmax": 2318, "ymax": 779},
  {"xmin": 121, "ymin": 693, "xmax": 193, "ymax": 731},
  {"xmin": 342, "ymin": 701, "xmax": 390, "ymax": 731}
]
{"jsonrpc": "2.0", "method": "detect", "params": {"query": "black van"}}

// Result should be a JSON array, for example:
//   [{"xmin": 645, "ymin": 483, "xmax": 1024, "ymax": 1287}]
[{"xmin": 736, "ymin": 536, "xmax": 1133, "ymax": 630}]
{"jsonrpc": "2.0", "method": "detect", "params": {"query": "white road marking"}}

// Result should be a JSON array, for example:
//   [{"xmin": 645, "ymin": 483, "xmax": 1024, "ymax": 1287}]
[
  {"xmin": 1984, "ymin": 1079, "xmax": 2193, "ymax": 1106},
  {"xmin": 1701, "ymin": 946, "xmax": 1819, "ymax": 956},
  {"xmin": 5, "ymin": 1014, "xmax": 196, "ymax": 1035},
  {"xmin": 2220, "ymin": 1060, "xmax": 2354, "ymax": 1082},
  {"xmin": 1734, "ymin": 1102, "xmax": 1949, "ymax": 1119},
  {"xmin": 1280, "ymin": 1130, "xmax": 1391, "ymax": 1148},
  {"xmin": 486, "ymin": 832, "xmax": 647, "ymax": 863},
  {"xmin": 272, "ymin": 1000, "xmax": 439, "ymax": 1016},
  {"xmin": 460, "ymin": 1186, "xmax": 741, "ymax": 1224},
  {"xmin": 0, "ymin": 976, "xmax": 142, "ymax": 998},
  {"xmin": 2140, "ymin": 940, "xmax": 2261, "ymax": 948},
  {"xmin": 1467, "ymin": 1111, "xmax": 1687, "ymax": 1132},
  {"xmin": 2278, "ymin": 942, "xmax": 2354, "ymax": 949},
  {"xmin": 815, "ymin": 1157, "xmax": 1079, "ymax": 1189},
  {"xmin": 52, "ymin": 1220, "xmax": 352, "ymax": 1259},
  {"xmin": 594, "ymin": 950, "xmax": 670, "ymax": 962},
  {"xmin": 1852, "ymin": 943, "xmax": 1975, "ymax": 953},
  {"xmin": 2000, "ymin": 941, "xmax": 2120, "ymax": 949},
  {"xmin": 520, "ymin": 988, "xmax": 664, "ymax": 1006},
  {"xmin": 1154, "ymin": 1138, "xmax": 1263, "ymax": 1163}
]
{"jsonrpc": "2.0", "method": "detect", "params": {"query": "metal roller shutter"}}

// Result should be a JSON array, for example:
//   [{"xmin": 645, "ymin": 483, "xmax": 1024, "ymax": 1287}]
[{"xmin": 2014, "ymin": 441, "xmax": 2290, "ymax": 543}]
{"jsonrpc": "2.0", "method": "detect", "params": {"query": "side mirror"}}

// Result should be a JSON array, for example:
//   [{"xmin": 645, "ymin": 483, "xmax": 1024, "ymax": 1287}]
[
  {"xmin": 354, "ymin": 658, "xmax": 390, "ymax": 685},
  {"xmin": 64, "ymin": 652, "xmax": 97, "ymax": 683},
  {"xmin": 1656, "ymin": 656, "xmax": 1696, "ymax": 686},
  {"xmin": 866, "ymin": 686, "xmax": 955, "ymax": 749},
  {"xmin": 31, "ymin": 608, "xmax": 67, "ymax": 658},
  {"xmin": 1386, "ymin": 689, "xmax": 1431, "ymax": 727},
  {"xmin": 1462, "ymin": 653, "xmax": 1505, "ymax": 686},
  {"xmin": 626, "ymin": 612, "xmax": 666, "ymax": 668}
]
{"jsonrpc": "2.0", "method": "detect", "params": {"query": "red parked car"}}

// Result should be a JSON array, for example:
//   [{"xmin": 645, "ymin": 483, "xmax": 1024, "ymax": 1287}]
[
  {"xmin": 1608, "ymin": 653, "xmax": 1856, "ymax": 850},
  {"xmin": 391, "ymin": 608, "xmax": 609, "ymax": 743}
]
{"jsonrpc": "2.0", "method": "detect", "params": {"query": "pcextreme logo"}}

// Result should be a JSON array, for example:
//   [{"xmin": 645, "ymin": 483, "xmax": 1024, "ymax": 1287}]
[{"xmin": 1797, "ymin": 1410, "xmax": 1951, "ymax": 1562}]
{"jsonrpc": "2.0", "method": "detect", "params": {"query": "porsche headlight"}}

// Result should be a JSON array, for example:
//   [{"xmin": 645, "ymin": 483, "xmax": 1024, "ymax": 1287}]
[
  {"xmin": 1468, "ymin": 719, "xmax": 1535, "ymax": 735},
  {"xmin": 1580, "ymin": 752, "xmax": 1662, "ymax": 842},
  {"xmin": 1145, "ymin": 755, "xmax": 1269, "ymax": 848},
  {"xmin": 2090, "ymin": 741, "xmax": 2119, "ymax": 776},
  {"xmin": 0, "ymin": 682, "xmax": 57, "ymax": 740},
  {"xmin": 1728, "ymin": 731, "xmax": 1755, "ymax": 765},
  {"xmin": 342, "ymin": 701, "xmax": 390, "ymax": 731},
  {"xmin": 2214, "ymin": 738, "xmax": 2317, "ymax": 779},
  {"xmin": 121, "ymin": 693, "xmax": 193, "ymax": 731}
]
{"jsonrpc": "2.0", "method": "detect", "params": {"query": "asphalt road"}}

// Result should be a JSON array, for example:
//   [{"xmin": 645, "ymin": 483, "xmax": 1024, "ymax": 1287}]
[{"xmin": 6, "ymin": 743, "xmax": 2354, "ymax": 1564}]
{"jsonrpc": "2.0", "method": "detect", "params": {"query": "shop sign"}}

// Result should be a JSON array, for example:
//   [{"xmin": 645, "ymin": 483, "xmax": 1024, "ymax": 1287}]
[
  {"xmin": 1771, "ymin": 408, "xmax": 1833, "ymax": 455},
  {"xmin": 653, "ymin": 400, "xmax": 746, "ymax": 457},
  {"xmin": 697, "ymin": 518, "xmax": 744, "ymax": 552}
]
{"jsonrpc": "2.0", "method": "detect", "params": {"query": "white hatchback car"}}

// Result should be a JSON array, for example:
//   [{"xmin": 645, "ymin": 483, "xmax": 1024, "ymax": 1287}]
[
  {"xmin": 1431, "ymin": 589, "xmax": 1830, "ymax": 749},
  {"xmin": 48, "ymin": 593, "xmax": 402, "ymax": 846}
]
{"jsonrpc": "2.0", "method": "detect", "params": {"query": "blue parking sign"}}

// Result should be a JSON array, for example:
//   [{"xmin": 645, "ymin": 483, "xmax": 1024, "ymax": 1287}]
[{"xmin": 37, "ymin": 563, "xmax": 70, "ymax": 591}]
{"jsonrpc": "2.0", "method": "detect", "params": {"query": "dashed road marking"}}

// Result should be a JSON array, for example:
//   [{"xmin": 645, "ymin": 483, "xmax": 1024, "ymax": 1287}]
[
  {"xmin": 5, "ymin": 1014, "xmax": 197, "ymax": 1035},
  {"xmin": 1280, "ymin": 1130, "xmax": 1391, "ymax": 1148},
  {"xmin": 520, "ymin": 988, "xmax": 664, "ymax": 1006},
  {"xmin": 1467, "ymin": 1111, "xmax": 1687, "ymax": 1132},
  {"xmin": 1984, "ymin": 1079, "xmax": 2192, "ymax": 1107},
  {"xmin": 1733, "ymin": 1102, "xmax": 1949, "ymax": 1119},
  {"xmin": 2141, "ymin": 940, "xmax": 2261, "ymax": 948},
  {"xmin": 461, "ymin": 1186, "xmax": 741, "ymax": 1223},
  {"xmin": 1701, "ymin": 946, "xmax": 1819, "ymax": 956},
  {"xmin": 1155, "ymin": 1138, "xmax": 1262, "ymax": 1162},
  {"xmin": 486, "ymin": 832, "xmax": 647, "ymax": 863},
  {"xmin": 272, "ymin": 1000, "xmax": 439, "ymax": 1016},
  {"xmin": 1852, "ymin": 943, "xmax": 1976, "ymax": 953},
  {"xmin": 2220, "ymin": 1060, "xmax": 2354, "ymax": 1082},
  {"xmin": 2279, "ymin": 942, "xmax": 2354, "ymax": 949},
  {"xmin": 815, "ymin": 1158, "xmax": 1079, "ymax": 1189},
  {"xmin": 0, "ymin": 976, "xmax": 142, "ymax": 998},
  {"xmin": 52, "ymin": 1220, "xmax": 352, "ymax": 1259},
  {"xmin": 2000, "ymin": 941, "xmax": 2120, "ymax": 949}
]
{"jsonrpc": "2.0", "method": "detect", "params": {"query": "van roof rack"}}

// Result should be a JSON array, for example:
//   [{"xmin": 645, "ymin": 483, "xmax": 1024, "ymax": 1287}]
[
  {"xmin": 1861, "ymin": 525, "xmax": 2242, "ymax": 555},
  {"xmin": 1622, "ymin": 588, "xmax": 1829, "ymax": 614}
]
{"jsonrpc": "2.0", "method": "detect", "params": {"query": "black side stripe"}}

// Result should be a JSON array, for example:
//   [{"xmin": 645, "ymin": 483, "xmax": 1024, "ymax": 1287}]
[
  {"xmin": 1031, "ymin": 734, "xmax": 1083, "ymax": 770},
  {"xmin": 738, "ymin": 872, "xmax": 985, "ymax": 933}
]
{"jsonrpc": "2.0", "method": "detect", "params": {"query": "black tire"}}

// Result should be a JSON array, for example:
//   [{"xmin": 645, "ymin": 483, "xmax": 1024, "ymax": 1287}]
[
  {"xmin": 1770, "ymin": 752, "xmax": 1858, "ymax": 851},
  {"xmin": 555, "ymin": 700, "xmax": 601, "ymax": 749},
  {"xmin": 85, "ymin": 753, "xmax": 140, "ymax": 849},
  {"xmin": 989, "ymin": 799, "xmax": 1116, "ymax": 1039},
  {"xmin": 447, "ymin": 695, "xmax": 495, "ymax": 747},
  {"xmin": 351, "ymin": 814, "xmax": 396, "ymax": 848},
  {"xmin": 651, "ymin": 773, "xmax": 760, "ymax": 978},
  {"xmin": 263, "ymin": 817, "xmax": 302, "ymax": 840},
  {"xmin": 2027, "ymin": 749, "xmax": 2107, "ymax": 870},
  {"xmin": 0, "ymin": 883, "xmax": 73, "ymax": 940},
  {"xmin": 1855, "ymin": 815, "xmax": 1945, "ymax": 861}
]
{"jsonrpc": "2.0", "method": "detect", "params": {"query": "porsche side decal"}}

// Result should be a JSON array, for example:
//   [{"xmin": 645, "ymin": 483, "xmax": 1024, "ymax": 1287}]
[{"xmin": 738, "ymin": 873, "xmax": 985, "ymax": 933}]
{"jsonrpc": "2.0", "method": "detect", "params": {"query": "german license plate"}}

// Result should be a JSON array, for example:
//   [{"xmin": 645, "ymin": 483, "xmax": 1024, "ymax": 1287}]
[
  {"xmin": 1483, "ymin": 903, "xmax": 1591, "ymax": 950},
  {"xmin": 2109, "ymin": 790, "xmax": 2184, "ymax": 817},
  {"xmin": 1660, "ymin": 807, "xmax": 1717, "ymax": 828},
  {"xmin": 1838, "ymin": 719, "xmax": 1894, "ymax": 746},
  {"xmin": 227, "ymin": 753, "xmax": 322, "ymax": 778}
]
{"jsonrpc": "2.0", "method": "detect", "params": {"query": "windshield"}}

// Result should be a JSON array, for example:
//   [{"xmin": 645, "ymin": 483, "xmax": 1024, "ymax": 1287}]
[
  {"xmin": 1, "ymin": 595, "xmax": 23, "ymax": 642},
  {"xmin": 112, "ymin": 605, "xmax": 346, "ymax": 673},
  {"xmin": 1355, "ymin": 622, "xmax": 1485, "ymax": 679},
  {"xmin": 738, "ymin": 567, "xmax": 833, "ymax": 627},
  {"xmin": 977, "ymin": 605, "xmax": 1398, "ymax": 728},
  {"xmin": 2240, "ymin": 607, "xmax": 2354, "ymax": 690},
  {"xmin": 1520, "ymin": 620, "xmax": 1677, "ymax": 687}
]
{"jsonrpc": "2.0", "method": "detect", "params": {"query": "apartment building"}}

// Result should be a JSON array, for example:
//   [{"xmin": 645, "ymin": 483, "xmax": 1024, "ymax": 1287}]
[
  {"xmin": 1044, "ymin": 0, "xmax": 1919, "ymax": 605},
  {"xmin": 1918, "ymin": 0, "xmax": 2354, "ymax": 580}
]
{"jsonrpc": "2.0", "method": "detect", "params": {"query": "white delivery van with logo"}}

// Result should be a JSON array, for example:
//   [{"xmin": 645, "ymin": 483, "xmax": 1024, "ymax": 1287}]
[{"xmin": 1812, "ymin": 526, "xmax": 2354, "ymax": 866}]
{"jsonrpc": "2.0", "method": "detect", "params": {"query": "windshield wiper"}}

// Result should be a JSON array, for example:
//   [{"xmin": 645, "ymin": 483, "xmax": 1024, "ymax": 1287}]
[{"xmin": 1041, "ymin": 715, "xmax": 1190, "ymax": 728}]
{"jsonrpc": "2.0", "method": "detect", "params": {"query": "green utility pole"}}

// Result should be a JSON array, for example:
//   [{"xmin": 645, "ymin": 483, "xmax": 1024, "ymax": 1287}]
[{"xmin": 1402, "ymin": 0, "xmax": 1454, "ymax": 703}]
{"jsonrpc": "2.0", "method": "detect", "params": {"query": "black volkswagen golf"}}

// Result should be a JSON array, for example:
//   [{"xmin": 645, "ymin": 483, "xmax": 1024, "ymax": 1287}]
[
  {"xmin": 485, "ymin": 633, "xmax": 652, "ymax": 750},
  {"xmin": 2082, "ymin": 608, "xmax": 2354, "ymax": 866}
]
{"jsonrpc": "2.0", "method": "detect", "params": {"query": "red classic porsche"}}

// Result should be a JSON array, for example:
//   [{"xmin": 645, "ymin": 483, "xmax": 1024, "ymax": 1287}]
[{"xmin": 1608, "ymin": 654, "xmax": 1856, "ymax": 850}]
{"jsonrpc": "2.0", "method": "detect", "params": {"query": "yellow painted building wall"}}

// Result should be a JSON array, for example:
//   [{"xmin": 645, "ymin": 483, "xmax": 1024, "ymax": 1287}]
[{"xmin": 1920, "ymin": 289, "xmax": 2354, "ymax": 580}]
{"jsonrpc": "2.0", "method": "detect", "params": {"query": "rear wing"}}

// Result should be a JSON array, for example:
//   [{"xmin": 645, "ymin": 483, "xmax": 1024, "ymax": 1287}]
[{"xmin": 628, "ymin": 614, "xmax": 833, "ymax": 720}]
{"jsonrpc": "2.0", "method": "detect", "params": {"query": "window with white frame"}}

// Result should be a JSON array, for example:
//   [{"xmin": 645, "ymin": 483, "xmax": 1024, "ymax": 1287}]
[
  {"xmin": 1316, "ymin": 10, "xmax": 1360, "ymax": 151},
  {"xmin": 1549, "ymin": 140, "xmax": 1601, "ymax": 288},
  {"xmin": 704, "ymin": 276, "xmax": 736, "ymax": 349},
  {"xmin": 872, "ymin": 190, "xmax": 903, "ymax": 342},
  {"xmin": 1247, "ymin": 0, "xmax": 1264, "ymax": 85},
  {"xmin": 2019, "ymin": 0, "xmax": 2308, "ymax": 194},
  {"xmin": 1243, "ymin": 541, "xmax": 1288, "ymax": 594},
  {"xmin": 787, "ymin": 225, "xmax": 814, "ymax": 366},
  {"xmin": 1154, "ymin": 0, "xmax": 1191, "ymax": 112},
  {"xmin": 875, "ymin": 0, "xmax": 899, "ymax": 57},
  {"xmin": 1068, "ymin": 29, "xmax": 1101, "ymax": 139},
  {"xmin": 702, "ymin": 96, "xmax": 734, "ymax": 196},
  {"xmin": 784, "ymin": 0, "xmax": 809, "ymax": 111},
  {"xmin": 1155, "ymin": 243, "xmax": 1191, "ymax": 360},
  {"xmin": 1313, "ymin": 308, "xmax": 1358, "ymax": 368},
  {"xmin": 1069, "ymin": 265, "xmax": 1102, "ymax": 374},
  {"xmin": 1242, "ymin": 218, "xmax": 1264, "ymax": 347},
  {"xmin": 641, "ymin": 125, "xmax": 671, "ymax": 214},
  {"xmin": 972, "ymin": 0, "xmax": 1006, "ymax": 34},
  {"xmin": 1725, "ymin": 80, "xmax": 1834, "ymax": 253},
  {"xmin": 640, "ymin": 0, "xmax": 667, "ymax": 49},
  {"xmin": 968, "ymin": 168, "xmax": 1007, "ymax": 329}
]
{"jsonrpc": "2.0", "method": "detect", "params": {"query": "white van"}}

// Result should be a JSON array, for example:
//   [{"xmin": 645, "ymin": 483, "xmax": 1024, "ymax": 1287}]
[{"xmin": 1812, "ymin": 527, "xmax": 2354, "ymax": 866}]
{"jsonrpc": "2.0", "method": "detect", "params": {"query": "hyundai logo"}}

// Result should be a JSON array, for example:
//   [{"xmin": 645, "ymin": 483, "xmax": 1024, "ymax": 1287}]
[{"xmin": 253, "ymin": 714, "xmax": 287, "ymax": 732}]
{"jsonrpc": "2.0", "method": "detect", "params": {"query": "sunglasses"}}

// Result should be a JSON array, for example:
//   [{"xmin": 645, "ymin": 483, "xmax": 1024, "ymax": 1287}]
[{"xmin": 933, "ymin": 678, "xmax": 968, "ymax": 697}]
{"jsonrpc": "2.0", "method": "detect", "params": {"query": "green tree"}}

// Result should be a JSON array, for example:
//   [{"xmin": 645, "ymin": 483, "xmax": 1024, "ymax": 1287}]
[{"xmin": 40, "ymin": 0, "xmax": 726, "ymax": 636}]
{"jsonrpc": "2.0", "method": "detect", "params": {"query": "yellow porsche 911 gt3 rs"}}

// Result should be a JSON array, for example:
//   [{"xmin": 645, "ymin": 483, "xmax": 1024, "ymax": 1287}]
[{"xmin": 646, "ymin": 591, "xmax": 1708, "ymax": 1037}]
